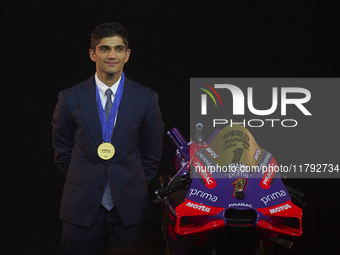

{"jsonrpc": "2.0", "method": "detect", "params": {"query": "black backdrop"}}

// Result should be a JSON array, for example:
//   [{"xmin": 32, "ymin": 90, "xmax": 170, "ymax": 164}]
[{"xmin": 2, "ymin": 1, "xmax": 340, "ymax": 254}]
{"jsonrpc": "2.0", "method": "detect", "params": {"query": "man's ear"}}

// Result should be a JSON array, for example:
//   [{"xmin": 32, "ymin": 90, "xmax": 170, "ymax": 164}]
[
  {"xmin": 89, "ymin": 49, "xmax": 96, "ymax": 62},
  {"xmin": 124, "ymin": 49, "xmax": 131, "ymax": 63}
]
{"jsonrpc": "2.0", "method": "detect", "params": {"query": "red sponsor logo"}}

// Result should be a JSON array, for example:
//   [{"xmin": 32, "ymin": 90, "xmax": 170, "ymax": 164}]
[
  {"xmin": 193, "ymin": 160, "xmax": 217, "ymax": 189},
  {"xmin": 260, "ymin": 157, "xmax": 278, "ymax": 189}
]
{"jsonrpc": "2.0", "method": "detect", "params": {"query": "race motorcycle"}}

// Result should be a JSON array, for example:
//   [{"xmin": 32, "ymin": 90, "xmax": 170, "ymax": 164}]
[{"xmin": 155, "ymin": 124, "xmax": 304, "ymax": 255}]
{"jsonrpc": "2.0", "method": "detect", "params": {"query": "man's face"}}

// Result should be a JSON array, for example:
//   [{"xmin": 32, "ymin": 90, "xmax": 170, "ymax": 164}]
[{"xmin": 89, "ymin": 36, "xmax": 131, "ymax": 80}]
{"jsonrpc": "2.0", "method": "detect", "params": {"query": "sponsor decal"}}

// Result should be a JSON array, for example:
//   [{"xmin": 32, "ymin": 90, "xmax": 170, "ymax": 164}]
[
  {"xmin": 232, "ymin": 178, "xmax": 247, "ymax": 197},
  {"xmin": 205, "ymin": 147, "xmax": 219, "ymax": 159},
  {"xmin": 270, "ymin": 203, "xmax": 292, "ymax": 214},
  {"xmin": 188, "ymin": 189, "xmax": 218, "ymax": 202},
  {"xmin": 193, "ymin": 159, "xmax": 217, "ymax": 189},
  {"xmin": 229, "ymin": 203, "xmax": 252, "ymax": 208},
  {"xmin": 185, "ymin": 201, "xmax": 211, "ymax": 212},
  {"xmin": 260, "ymin": 190, "xmax": 287, "ymax": 205},
  {"xmin": 254, "ymin": 147, "xmax": 262, "ymax": 161},
  {"xmin": 195, "ymin": 150, "xmax": 215, "ymax": 168},
  {"xmin": 260, "ymin": 156, "xmax": 277, "ymax": 189},
  {"xmin": 257, "ymin": 201, "xmax": 298, "ymax": 218},
  {"xmin": 259, "ymin": 152, "xmax": 271, "ymax": 172},
  {"xmin": 228, "ymin": 170, "xmax": 249, "ymax": 179}
]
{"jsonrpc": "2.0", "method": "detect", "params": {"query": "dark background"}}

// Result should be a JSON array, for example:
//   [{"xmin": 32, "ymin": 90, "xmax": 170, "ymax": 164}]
[{"xmin": 2, "ymin": 0, "xmax": 340, "ymax": 254}]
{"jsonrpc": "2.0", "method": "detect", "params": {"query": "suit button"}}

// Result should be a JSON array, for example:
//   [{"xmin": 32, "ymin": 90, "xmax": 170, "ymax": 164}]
[{"xmin": 98, "ymin": 186, "xmax": 104, "ymax": 190}]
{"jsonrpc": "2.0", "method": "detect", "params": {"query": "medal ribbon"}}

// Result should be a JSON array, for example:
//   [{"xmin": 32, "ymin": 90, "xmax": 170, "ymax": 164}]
[{"xmin": 96, "ymin": 72, "xmax": 125, "ymax": 143}]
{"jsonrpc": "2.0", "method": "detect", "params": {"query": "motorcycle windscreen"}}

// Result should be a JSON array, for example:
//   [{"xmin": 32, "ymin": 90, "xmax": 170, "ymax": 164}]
[{"xmin": 198, "ymin": 124, "xmax": 261, "ymax": 169}]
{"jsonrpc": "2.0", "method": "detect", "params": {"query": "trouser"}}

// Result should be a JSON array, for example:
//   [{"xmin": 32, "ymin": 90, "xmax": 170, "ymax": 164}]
[{"xmin": 61, "ymin": 205, "xmax": 149, "ymax": 255}]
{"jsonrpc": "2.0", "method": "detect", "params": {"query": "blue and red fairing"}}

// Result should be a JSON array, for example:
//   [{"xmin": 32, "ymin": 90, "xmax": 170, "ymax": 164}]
[{"xmin": 166, "ymin": 125, "xmax": 302, "ymax": 244}]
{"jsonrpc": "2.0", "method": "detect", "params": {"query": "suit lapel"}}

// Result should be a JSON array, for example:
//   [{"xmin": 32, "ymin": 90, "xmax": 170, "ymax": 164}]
[
  {"xmin": 111, "ymin": 77, "xmax": 139, "ymax": 148},
  {"xmin": 77, "ymin": 76, "xmax": 103, "ymax": 147},
  {"xmin": 77, "ymin": 76, "xmax": 139, "ymax": 149}
]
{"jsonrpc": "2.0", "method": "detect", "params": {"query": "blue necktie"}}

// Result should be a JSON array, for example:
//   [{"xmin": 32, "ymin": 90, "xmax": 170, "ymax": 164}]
[{"xmin": 101, "ymin": 89, "xmax": 115, "ymax": 211}]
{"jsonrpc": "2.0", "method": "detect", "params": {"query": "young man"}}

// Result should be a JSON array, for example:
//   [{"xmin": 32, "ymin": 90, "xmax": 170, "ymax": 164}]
[{"xmin": 52, "ymin": 22, "xmax": 164, "ymax": 254}]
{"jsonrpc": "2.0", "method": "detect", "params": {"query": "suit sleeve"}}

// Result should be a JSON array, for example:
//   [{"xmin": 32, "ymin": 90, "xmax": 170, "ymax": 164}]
[
  {"xmin": 51, "ymin": 91, "xmax": 75, "ymax": 177},
  {"xmin": 139, "ymin": 92, "xmax": 164, "ymax": 184}
]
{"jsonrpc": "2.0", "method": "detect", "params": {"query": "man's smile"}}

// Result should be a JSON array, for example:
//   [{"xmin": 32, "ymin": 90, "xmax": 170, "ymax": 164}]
[{"xmin": 105, "ymin": 62, "xmax": 118, "ymax": 66}]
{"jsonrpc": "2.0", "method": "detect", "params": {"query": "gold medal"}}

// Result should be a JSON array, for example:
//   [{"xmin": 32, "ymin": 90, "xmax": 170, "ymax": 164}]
[{"xmin": 97, "ymin": 142, "xmax": 115, "ymax": 160}]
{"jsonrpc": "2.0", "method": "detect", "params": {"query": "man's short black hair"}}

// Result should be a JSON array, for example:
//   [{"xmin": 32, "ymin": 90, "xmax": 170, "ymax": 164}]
[{"xmin": 91, "ymin": 22, "xmax": 129, "ymax": 51}]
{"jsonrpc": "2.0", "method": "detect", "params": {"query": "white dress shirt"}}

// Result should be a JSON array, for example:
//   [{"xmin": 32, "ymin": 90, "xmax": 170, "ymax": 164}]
[
  {"xmin": 95, "ymin": 73, "xmax": 121, "ymax": 109},
  {"xmin": 95, "ymin": 73, "xmax": 122, "ymax": 129}
]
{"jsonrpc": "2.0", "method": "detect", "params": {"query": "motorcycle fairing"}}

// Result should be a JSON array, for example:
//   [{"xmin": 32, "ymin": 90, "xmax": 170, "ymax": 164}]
[
  {"xmin": 257, "ymin": 201, "xmax": 303, "ymax": 236},
  {"xmin": 175, "ymin": 199, "xmax": 225, "ymax": 235},
  {"xmin": 168, "ymin": 125, "xmax": 303, "ymax": 239}
]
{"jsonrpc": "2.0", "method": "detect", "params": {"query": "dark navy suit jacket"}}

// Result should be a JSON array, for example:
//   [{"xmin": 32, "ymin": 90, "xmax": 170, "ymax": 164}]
[{"xmin": 52, "ymin": 76, "xmax": 164, "ymax": 227}]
